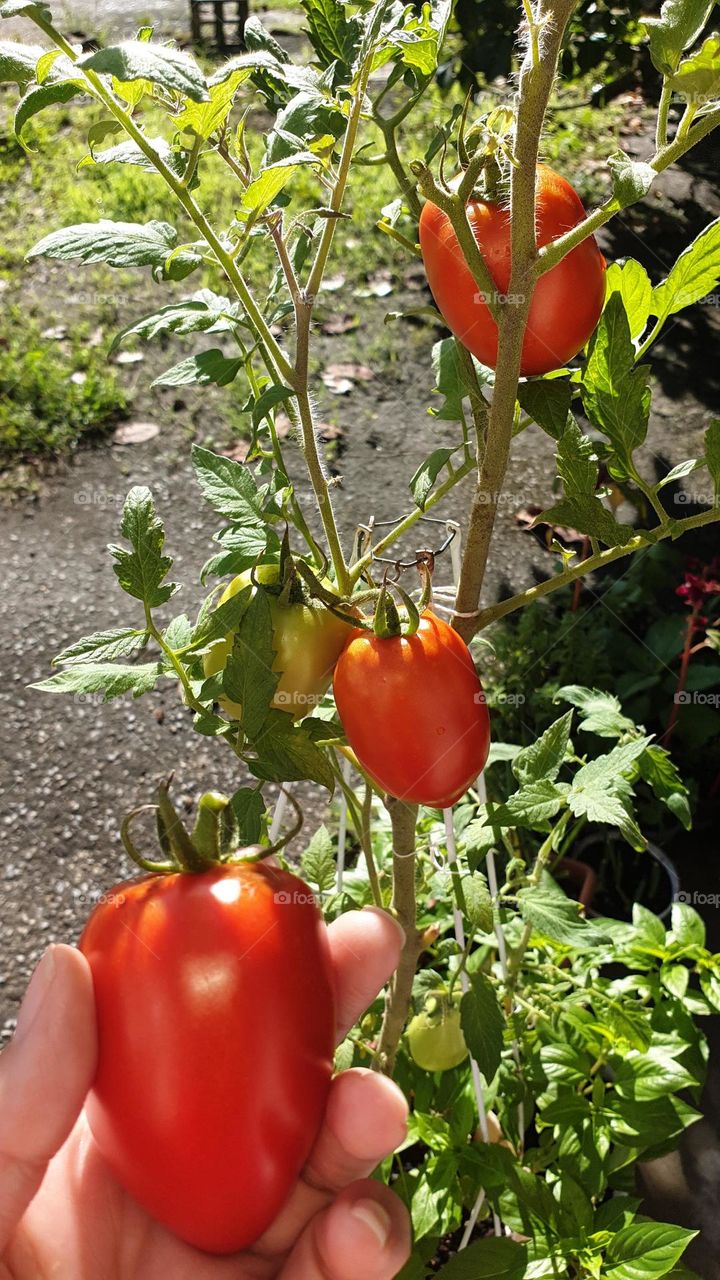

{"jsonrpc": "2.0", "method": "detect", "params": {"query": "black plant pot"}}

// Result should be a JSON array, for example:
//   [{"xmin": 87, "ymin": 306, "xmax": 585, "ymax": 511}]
[{"xmin": 572, "ymin": 831, "xmax": 681, "ymax": 923}]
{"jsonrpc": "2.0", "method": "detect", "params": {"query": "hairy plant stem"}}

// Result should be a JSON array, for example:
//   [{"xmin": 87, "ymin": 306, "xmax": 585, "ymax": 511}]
[
  {"xmin": 373, "ymin": 798, "xmax": 423, "ymax": 1075},
  {"xmin": 452, "ymin": 0, "xmax": 578, "ymax": 642},
  {"xmin": 537, "ymin": 104, "xmax": 720, "ymax": 274},
  {"xmin": 375, "ymin": 114, "xmax": 422, "ymax": 219},
  {"xmin": 472, "ymin": 506, "xmax": 720, "ymax": 631}
]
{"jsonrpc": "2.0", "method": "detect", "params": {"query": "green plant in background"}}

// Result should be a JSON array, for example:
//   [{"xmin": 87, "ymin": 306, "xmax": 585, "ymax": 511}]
[
  {"xmin": 0, "ymin": 308, "xmax": 127, "ymax": 463},
  {"xmin": 3, "ymin": 0, "xmax": 720, "ymax": 1272}
]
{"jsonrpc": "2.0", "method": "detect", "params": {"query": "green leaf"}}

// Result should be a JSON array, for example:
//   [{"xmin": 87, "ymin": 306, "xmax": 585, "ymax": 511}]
[
  {"xmin": 53, "ymin": 627, "xmax": 146, "ymax": 665},
  {"xmin": 568, "ymin": 738, "xmax": 650, "ymax": 849},
  {"xmin": 110, "ymin": 291, "xmax": 240, "ymax": 352},
  {"xmin": 608, "ymin": 151, "xmax": 657, "ymax": 209},
  {"xmin": 460, "ymin": 971, "xmax": 505, "ymax": 1082},
  {"xmin": 540, "ymin": 420, "xmax": 636, "ymax": 546},
  {"xmin": 613, "ymin": 1050, "xmax": 698, "ymax": 1100},
  {"xmin": 434, "ymin": 1237, "xmax": 527, "ymax": 1279},
  {"xmin": 221, "ymin": 787, "xmax": 265, "ymax": 848},
  {"xmin": 604, "ymin": 260, "xmax": 653, "ymax": 342},
  {"xmin": 175, "ymin": 68, "xmax": 247, "ymax": 138},
  {"xmin": 201, "ymin": 526, "xmax": 274, "ymax": 582},
  {"xmin": 518, "ymin": 872, "xmax": 610, "ymax": 947},
  {"xmin": 77, "ymin": 40, "xmax": 208, "ymax": 102},
  {"xmin": 152, "ymin": 349, "xmax": 243, "ymax": 388},
  {"xmin": 491, "ymin": 779, "xmax": 567, "ymax": 829},
  {"xmin": 32, "ymin": 662, "xmax": 162, "ymax": 701},
  {"xmin": 632, "ymin": 902, "xmax": 667, "ymax": 948},
  {"xmin": 28, "ymin": 218, "xmax": 183, "ymax": 270},
  {"xmin": 251, "ymin": 383, "xmax": 294, "ymax": 429},
  {"xmin": 250, "ymin": 716, "xmax": 335, "ymax": 789},
  {"xmin": 668, "ymin": 32, "xmax": 720, "ymax": 99},
  {"xmin": 652, "ymin": 219, "xmax": 720, "ymax": 327},
  {"xmin": 301, "ymin": 825, "xmax": 336, "ymax": 892},
  {"xmin": 108, "ymin": 486, "xmax": 178, "ymax": 608},
  {"xmin": 556, "ymin": 685, "xmax": 635, "ymax": 738},
  {"xmin": 581, "ymin": 294, "xmax": 651, "ymax": 471},
  {"xmin": 301, "ymin": 0, "xmax": 362, "ymax": 74},
  {"xmin": 430, "ymin": 337, "xmax": 481, "ymax": 422},
  {"xmin": 517, "ymin": 378, "xmax": 572, "ymax": 440},
  {"xmin": 81, "ymin": 137, "xmax": 183, "ymax": 174},
  {"xmin": 191, "ymin": 444, "xmax": 264, "ymax": 526},
  {"xmin": 162, "ymin": 613, "xmax": 192, "ymax": 650},
  {"xmin": 242, "ymin": 159, "xmax": 312, "ymax": 213},
  {"xmin": 223, "ymin": 588, "xmax": 278, "ymax": 737},
  {"xmin": 605, "ymin": 1222, "xmax": 697, "ymax": 1280},
  {"xmin": 638, "ymin": 745, "xmax": 691, "ymax": 830},
  {"xmin": 608, "ymin": 1093, "xmax": 701, "ymax": 1150},
  {"xmin": 705, "ymin": 418, "xmax": 720, "ymax": 499},
  {"xmin": 409, "ymin": 447, "xmax": 457, "ymax": 509},
  {"xmin": 644, "ymin": 0, "xmax": 716, "ymax": 73},
  {"xmin": 265, "ymin": 88, "xmax": 345, "ymax": 164},
  {"xmin": 0, "ymin": 39, "xmax": 43, "ymax": 87},
  {"xmin": 463, "ymin": 871, "xmax": 494, "ymax": 933},
  {"xmin": 670, "ymin": 901, "xmax": 706, "ymax": 948},
  {"xmin": 190, "ymin": 585, "xmax": 252, "ymax": 652},
  {"xmin": 513, "ymin": 711, "xmax": 573, "ymax": 785},
  {"xmin": 0, "ymin": 0, "xmax": 51, "ymax": 18},
  {"xmin": 15, "ymin": 80, "xmax": 85, "ymax": 146}
]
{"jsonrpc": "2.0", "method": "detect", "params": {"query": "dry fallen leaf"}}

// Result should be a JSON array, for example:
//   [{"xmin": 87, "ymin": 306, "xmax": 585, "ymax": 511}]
[
  {"xmin": 222, "ymin": 439, "xmax": 250, "ymax": 461},
  {"xmin": 113, "ymin": 421, "xmax": 161, "ymax": 445},
  {"xmin": 317, "ymin": 423, "xmax": 344, "ymax": 441},
  {"xmin": 320, "ymin": 313, "xmax": 360, "ymax": 336}
]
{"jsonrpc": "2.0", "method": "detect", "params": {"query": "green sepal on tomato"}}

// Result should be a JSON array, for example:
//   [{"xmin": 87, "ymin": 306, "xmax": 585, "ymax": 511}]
[
  {"xmin": 419, "ymin": 164, "xmax": 606, "ymax": 376},
  {"xmin": 204, "ymin": 562, "xmax": 352, "ymax": 720},
  {"xmin": 79, "ymin": 792, "xmax": 335, "ymax": 1255},
  {"xmin": 333, "ymin": 610, "xmax": 490, "ymax": 809}
]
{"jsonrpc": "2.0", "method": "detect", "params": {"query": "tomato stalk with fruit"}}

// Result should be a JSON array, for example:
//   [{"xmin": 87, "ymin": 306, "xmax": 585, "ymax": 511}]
[{"xmin": 6, "ymin": 0, "xmax": 720, "ymax": 1270}]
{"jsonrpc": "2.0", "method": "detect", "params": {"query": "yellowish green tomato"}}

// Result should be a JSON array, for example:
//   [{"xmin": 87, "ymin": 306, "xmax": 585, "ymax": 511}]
[
  {"xmin": 204, "ymin": 566, "xmax": 352, "ymax": 720},
  {"xmin": 406, "ymin": 993, "xmax": 469, "ymax": 1073}
]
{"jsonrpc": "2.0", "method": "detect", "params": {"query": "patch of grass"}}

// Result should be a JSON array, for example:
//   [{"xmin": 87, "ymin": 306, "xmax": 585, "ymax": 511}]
[{"xmin": 0, "ymin": 308, "xmax": 128, "ymax": 464}]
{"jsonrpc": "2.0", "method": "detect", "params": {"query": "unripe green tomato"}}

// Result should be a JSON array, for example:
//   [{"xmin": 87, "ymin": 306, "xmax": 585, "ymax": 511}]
[
  {"xmin": 204, "ymin": 566, "xmax": 351, "ymax": 720},
  {"xmin": 406, "ymin": 993, "xmax": 469, "ymax": 1072}
]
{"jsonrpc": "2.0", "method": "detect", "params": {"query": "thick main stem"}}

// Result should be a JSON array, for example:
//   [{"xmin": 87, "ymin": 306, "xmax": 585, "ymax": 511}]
[
  {"xmin": 373, "ymin": 797, "xmax": 423, "ymax": 1075},
  {"xmin": 453, "ymin": 0, "xmax": 578, "ymax": 641}
]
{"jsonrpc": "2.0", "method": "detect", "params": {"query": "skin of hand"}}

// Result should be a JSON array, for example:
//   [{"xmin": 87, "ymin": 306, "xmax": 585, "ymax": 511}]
[{"xmin": 0, "ymin": 907, "xmax": 411, "ymax": 1280}]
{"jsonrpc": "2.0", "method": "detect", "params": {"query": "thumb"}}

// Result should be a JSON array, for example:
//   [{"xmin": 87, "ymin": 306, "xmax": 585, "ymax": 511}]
[
  {"xmin": 0, "ymin": 945, "xmax": 96, "ymax": 1249},
  {"xmin": 279, "ymin": 1179, "xmax": 411, "ymax": 1280}
]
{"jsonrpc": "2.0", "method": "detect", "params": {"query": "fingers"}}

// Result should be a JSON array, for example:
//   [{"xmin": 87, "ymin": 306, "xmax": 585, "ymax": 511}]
[
  {"xmin": 253, "ymin": 1068, "xmax": 408, "ymax": 1257},
  {"xmin": 303, "ymin": 1069, "xmax": 408, "ymax": 1193},
  {"xmin": 327, "ymin": 907, "xmax": 404, "ymax": 1042},
  {"xmin": 0, "ymin": 945, "xmax": 96, "ymax": 1249},
  {"xmin": 279, "ymin": 1180, "xmax": 411, "ymax": 1280}
]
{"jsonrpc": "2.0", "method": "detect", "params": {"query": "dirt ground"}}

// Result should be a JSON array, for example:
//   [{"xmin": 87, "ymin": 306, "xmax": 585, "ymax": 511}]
[{"xmin": 0, "ymin": 5, "xmax": 719, "ymax": 1268}]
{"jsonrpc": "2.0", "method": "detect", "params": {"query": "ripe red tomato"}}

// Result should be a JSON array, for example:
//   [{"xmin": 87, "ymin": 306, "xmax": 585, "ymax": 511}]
[
  {"xmin": 419, "ymin": 164, "xmax": 606, "ymax": 376},
  {"xmin": 333, "ymin": 610, "xmax": 490, "ymax": 808},
  {"xmin": 79, "ymin": 862, "xmax": 335, "ymax": 1253}
]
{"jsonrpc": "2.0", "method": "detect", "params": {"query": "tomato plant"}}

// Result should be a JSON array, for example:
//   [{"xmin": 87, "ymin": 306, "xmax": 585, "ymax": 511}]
[
  {"xmin": 334, "ymin": 611, "xmax": 491, "ymax": 809},
  {"xmin": 419, "ymin": 165, "xmax": 606, "ymax": 375},
  {"xmin": 79, "ymin": 791, "xmax": 334, "ymax": 1254},
  {"xmin": 8, "ymin": 0, "xmax": 720, "ymax": 1270}
]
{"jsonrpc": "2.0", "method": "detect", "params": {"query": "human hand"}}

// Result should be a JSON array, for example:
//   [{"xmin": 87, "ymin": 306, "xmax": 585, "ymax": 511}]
[{"xmin": 0, "ymin": 908, "xmax": 411, "ymax": 1279}]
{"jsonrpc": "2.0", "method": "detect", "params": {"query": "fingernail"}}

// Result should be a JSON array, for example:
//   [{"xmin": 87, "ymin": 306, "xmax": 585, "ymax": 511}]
[
  {"xmin": 362, "ymin": 906, "xmax": 406, "ymax": 946},
  {"xmin": 14, "ymin": 947, "xmax": 57, "ymax": 1044},
  {"xmin": 350, "ymin": 1199, "xmax": 391, "ymax": 1250}
]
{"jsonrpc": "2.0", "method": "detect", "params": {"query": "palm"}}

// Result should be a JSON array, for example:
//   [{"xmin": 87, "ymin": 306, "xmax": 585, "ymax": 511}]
[{"xmin": 0, "ymin": 911, "xmax": 410, "ymax": 1280}]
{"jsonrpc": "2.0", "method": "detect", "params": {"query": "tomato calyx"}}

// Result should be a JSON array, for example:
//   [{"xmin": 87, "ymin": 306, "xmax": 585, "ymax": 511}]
[{"xmin": 120, "ymin": 777, "xmax": 303, "ymax": 876}]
